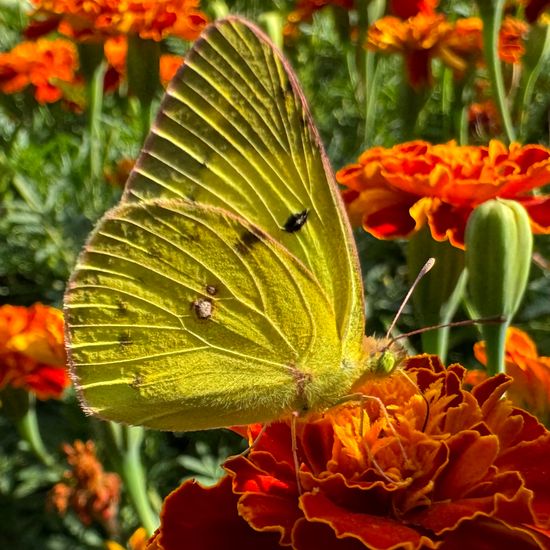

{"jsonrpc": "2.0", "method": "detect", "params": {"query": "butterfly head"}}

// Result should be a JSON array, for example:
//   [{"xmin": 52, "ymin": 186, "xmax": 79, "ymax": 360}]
[{"xmin": 349, "ymin": 336, "xmax": 406, "ymax": 392}]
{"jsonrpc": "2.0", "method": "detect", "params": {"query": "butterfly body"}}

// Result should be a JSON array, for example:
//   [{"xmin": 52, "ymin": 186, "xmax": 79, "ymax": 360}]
[{"xmin": 65, "ymin": 17, "xmax": 383, "ymax": 432}]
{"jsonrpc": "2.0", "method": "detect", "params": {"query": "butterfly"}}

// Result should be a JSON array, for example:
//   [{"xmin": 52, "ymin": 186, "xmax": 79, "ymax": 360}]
[{"xmin": 64, "ymin": 16, "xmax": 398, "ymax": 432}]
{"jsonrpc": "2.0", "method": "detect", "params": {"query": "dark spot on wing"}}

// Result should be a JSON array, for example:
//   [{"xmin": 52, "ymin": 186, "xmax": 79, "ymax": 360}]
[
  {"xmin": 116, "ymin": 299, "xmax": 128, "ymax": 315},
  {"xmin": 234, "ymin": 227, "xmax": 265, "ymax": 255},
  {"xmin": 283, "ymin": 209, "xmax": 309, "ymax": 233},
  {"xmin": 191, "ymin": 297, "xmax": 213, "ymax": 320},
  {"xmin": 119, "ymin": 332, "xmax": 133, "ymax": 347},
  {"xmin": 206, "ymin": 285, "xmax": 217, "ymax": 296},
  {"xmin": 131, "ymin": 374, "xmax": 143, "ymax": 389}
]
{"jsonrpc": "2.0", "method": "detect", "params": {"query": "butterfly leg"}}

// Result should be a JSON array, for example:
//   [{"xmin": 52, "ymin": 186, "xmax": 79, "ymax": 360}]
[
  {"xmin": 230, "ymin": 423, "xmax": 270, "ymax": 460},
  {"xmin": 290, "ymin": 411, "xmax": 303, "ymax": 496}
]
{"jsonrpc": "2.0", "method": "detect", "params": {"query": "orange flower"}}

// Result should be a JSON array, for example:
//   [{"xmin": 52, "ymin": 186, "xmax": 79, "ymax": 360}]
[
  {"xmin": 29, "ymin": 0, "xmax": 207, "ymax": 42},
  {"xmin": 0, "ymin": 304, "xmax": 68, "ymax": 399},
  {"xmin": 389, "ymin": 0, "xmax": 438, "ymax": 19},
  {"xmin": 499, "ymin": 16, "xmax": 529, "ymax": 64},
  {"xmin": 49, "ymin": 440, "xmax": 121, "ymax": 534},
  {"xmin": 159, "ymin": 54, "xmax": 184, "ymax": 86},
  {"xmin": 0, "ymin": 38, "xmax": 79, "ymax": 103},
  {"xmin": 336, "ymin": 140, "xmax": 550, "ymax": 248},
  {"xmin": 471, "ymin": 327, "xmax": 550, "ymax": 426},
  {"xmin": 367, "ymin": 14, "xmax": 527, "ymax": 87},
  {"xmin": 284, "ymin": 0, "xmax": 354, "ymax": 38},
  {"xmin": 367, "ymin": 14, "xmax": 467, "ymax": 87},
  {"xmin": 147, "ymin": 357, "xmax": 550, "ymax": 549}
]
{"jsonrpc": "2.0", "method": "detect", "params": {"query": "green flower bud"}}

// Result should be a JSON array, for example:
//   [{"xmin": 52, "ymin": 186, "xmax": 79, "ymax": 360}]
[
  {"xmin": 465, "ymin": 199, "xmax": 532, "ymax": 320},
  {"xmin": 465, "ymin": 199, "xmax": 533, "ymax": 374},
  {"xmin": 407, "ymin": 227, "xmax": 467, "ymax": 359}
]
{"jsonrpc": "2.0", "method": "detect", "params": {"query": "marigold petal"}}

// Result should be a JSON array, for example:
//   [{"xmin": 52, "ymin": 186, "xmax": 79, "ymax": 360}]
[
  {"xmin": 157, "ymin": 476, "xmax": 282, "ymax": 550},
  {"xmin": 300, "ymin": 491, "xmax": 435, "ymax": 549},
  {"xmin": 434, "ymin": 516, "xmax": 549, "ymax": 549}
]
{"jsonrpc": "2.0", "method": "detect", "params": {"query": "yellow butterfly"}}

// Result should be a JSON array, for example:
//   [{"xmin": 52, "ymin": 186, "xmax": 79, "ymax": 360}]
[{"xmin": 64, "ymin": 16, "xmax": 397, "ymax": 431}]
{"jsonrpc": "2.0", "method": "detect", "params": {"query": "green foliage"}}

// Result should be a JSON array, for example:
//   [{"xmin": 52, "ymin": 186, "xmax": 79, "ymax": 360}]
[{"xmin": 1, "ymin": 1, "xmax": 550, "ymax": 548}]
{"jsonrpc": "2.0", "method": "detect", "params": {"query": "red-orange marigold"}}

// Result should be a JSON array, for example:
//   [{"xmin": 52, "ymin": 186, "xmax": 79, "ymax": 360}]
[
  {"xmin": 0, "ymin": 38, "xmax": 79, "ymax": 103},
  {"xmin": 29, "ymin": 0, "xmax": 208, "ymax": 42},
  {"xmin": 367, "ymin": 14, "xmax": 527, "ymax": 88},
  {"xmin": 147, "ymin": 357, "xmax": 550, "ymax": 549},
  {"xmin": 0, "ymin": 304, "xmax": 68, "ymax": 399},
  {"xmin": 389, "ymin": 0, "xmax": 439, "ymax": 19},
  {"xmin": 49, "ymin": 440, "xmax": 121, "ymax": 533},
  {"xmin": 471, "ymin": 327, "xmax": 550, "ymax": 426},
  {"xmin": 336, "ymin": 140, "xmax": 550, "ymax": 248}
]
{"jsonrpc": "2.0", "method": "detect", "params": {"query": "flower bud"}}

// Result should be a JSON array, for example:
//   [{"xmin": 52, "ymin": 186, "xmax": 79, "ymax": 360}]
[
  {"xmin": 465, "ymin": 199, "xmax": 532, "ymax": 320},
  {"xmin": 465, "ymin": 199, "xmax": 532, "ymax": 375}
]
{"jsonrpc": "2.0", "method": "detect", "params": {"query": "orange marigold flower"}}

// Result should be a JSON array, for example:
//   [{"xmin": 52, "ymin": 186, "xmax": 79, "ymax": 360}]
[
  {"xmin": 470, "ymin": 327, "xmax": 550, "ymax": 426},
  {"xmin": 0, "ymin": 304, "xmax": 68, "ymax": 399},
  {"xmin": 336, "ymin": 140, "xmax": 550, "ymax": 248},
  {"xmin": 0, "ymin": 38, "xmax": 79, "ymax": 103},
  {"xmin": 147, "ymin": 357, "xmax": 550, "ymax": 549},
  {"xmin": 389, "ymin": 0, "xmax": 439, "ymax": 19},
  {"xmin": 49, "ymin": 440, "xmax": 121, "ymax": 534},
  {"xmin": 499, "ymin": 16, "xmax": 529, "ymax": 64},
  {"xmin": 159, "ymin": 54, "xmax": 184, "ymax": 86},
  {"xmin": 368, "ymin": 14, "xmax": 527, "ymax": 87},
  {"xmin": 29, "ymin": 0, "xmax": 208, "ymax": 42}
]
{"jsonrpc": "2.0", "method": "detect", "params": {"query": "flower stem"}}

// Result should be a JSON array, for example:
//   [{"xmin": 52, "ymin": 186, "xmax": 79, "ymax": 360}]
[
  {"xmin": 355, "ymin": 0, "xmax": 384, "ymax": 147},
  {"xmin": 421, "ymin": 327, "xmax": 451, "ymax": 361},
  {"xmin": 15, "ymin": 394, "xmax": 55, "ymax": 467},
  {"xmin": 477, "ymin": 0, "xmax": 516, "ymax": 143},
  {"xmin": 88, "ymin": 60, "xmax": 107, "ymax": 181},
  {"xmin": 480, "ymin": 321, "xmax": 508, "ymax": 376},
  {"xmin": 102, "ymin": 423, "xmax": 158, "ymax": 536},
  {"xmin": 518, "ymin": 23, "xmax": 550, "ymax": 142}
]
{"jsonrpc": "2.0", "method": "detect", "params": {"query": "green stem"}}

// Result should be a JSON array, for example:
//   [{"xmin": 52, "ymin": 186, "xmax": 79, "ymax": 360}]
[
  {"xmin": 477, "ymin": 0, "xmax": 516, "ymax": 143},
  {"xmin": 355, "ymin": 0, "xmax": 384, "ymax": 148},
  {"xmin": 103, "ymin": 423, "xmax": 158, "ymax": 536},
  {"xmin": 15, "ymin": 394, "xmax": 54, "ymax": 467},
  {"xmin": 480, "ymin": 320, "xmax": 509, "ymax": 376},
  {"xmin": 518, "ymin": 24, "xmax": 550, "ymax": 142},
  {"xmin": 420, "ymin": 327, "xmax": 451, "ymax": 361},
  {"xmin": 87, "ymin": 59, "xmax": 107, "ymax": 212}
]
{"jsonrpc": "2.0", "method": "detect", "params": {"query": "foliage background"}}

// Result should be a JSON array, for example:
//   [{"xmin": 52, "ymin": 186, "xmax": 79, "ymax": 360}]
[{"xmin": 1, "ymin": 0, "xmax": 549, "ymax": 547}]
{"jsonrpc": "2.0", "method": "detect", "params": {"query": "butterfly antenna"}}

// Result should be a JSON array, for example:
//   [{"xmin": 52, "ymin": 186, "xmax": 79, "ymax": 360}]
[
  {"xmin": 391, "ymin": 315, "xmax": 505, "ymax": 344},
  {"xmin": 385, "ymin": 258, "xmax": 436, "ymax": 340}
]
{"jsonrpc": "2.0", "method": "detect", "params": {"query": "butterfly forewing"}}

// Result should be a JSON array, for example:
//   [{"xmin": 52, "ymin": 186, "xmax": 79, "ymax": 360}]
[{"xmin": 124, "ymin": 17, "xmax": 365, "ymax": 360}]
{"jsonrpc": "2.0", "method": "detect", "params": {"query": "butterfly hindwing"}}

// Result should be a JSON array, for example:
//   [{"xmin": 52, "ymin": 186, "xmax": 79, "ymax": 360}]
[{"xmin": 66, "ymin": 199, "xmax": 344, "ymax": 430}]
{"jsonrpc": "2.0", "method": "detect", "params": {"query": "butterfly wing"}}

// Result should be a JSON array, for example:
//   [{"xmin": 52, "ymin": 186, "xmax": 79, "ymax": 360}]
[
  {"xmin": 66, "ymin": 199, "xmax": 345, "ymax": 430},
  {"xmin": 123, "ymin": 17, "xmax": 365, "ymax": 361}
]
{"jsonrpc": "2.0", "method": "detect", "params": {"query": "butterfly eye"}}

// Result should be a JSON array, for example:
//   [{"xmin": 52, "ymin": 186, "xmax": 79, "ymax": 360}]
[
  {"xmin": 283, "ymin": 209, "xmax": 309, "ymax": 233},
  {"xmin": 375, "ymin": 350, "xmax": 397, "ymax": 376}
]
